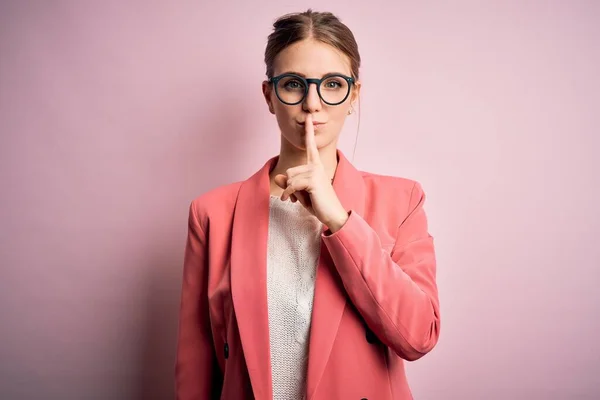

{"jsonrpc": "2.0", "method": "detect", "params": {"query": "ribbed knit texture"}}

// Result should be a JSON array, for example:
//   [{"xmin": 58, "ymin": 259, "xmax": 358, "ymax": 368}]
[{"xmin": 266, "ymin": 195, "xmax": 323, "ymax": 400}]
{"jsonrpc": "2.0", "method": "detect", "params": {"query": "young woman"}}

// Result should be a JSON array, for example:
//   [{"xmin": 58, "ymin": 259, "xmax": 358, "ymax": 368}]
[{"xmin": 175, "ymin": 9, "xmax": 440, "ymax": 400}]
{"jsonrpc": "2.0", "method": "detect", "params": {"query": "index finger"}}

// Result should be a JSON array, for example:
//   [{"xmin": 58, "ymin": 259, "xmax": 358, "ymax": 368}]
[{"xmin": 305, "ymin": 114, "xmax": 320, "ymax": 164}]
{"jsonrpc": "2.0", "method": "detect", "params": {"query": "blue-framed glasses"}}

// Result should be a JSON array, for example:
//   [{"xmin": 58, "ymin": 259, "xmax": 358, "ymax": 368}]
[{"xmin": 268, "ymin": 73, "xmax": 355, "ymax": 106}]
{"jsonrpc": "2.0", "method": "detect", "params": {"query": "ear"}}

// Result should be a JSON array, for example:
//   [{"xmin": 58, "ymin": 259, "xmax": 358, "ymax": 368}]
[
  {"xmin": 350, "ymin": 80, "xmax": 361, "ymax": 104},
  {"xmin": 262, "ymin": 81, "xmax": 275, "ymax": 114}
]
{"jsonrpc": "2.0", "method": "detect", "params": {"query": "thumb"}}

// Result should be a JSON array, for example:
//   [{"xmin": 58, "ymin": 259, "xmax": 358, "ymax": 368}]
[{"xmin": 274, "ymin": 174, "xmax": 288, "ymax": 189}]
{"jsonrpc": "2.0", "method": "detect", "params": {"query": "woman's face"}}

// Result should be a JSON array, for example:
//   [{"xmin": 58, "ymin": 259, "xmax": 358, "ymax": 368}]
[{"xmin": 262, "ymin": 39, "xmax": 360, "ymax": 152}]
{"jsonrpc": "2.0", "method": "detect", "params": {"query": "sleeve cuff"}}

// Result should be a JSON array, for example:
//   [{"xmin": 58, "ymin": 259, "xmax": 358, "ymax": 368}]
[{"xmin": 322, "ymin": 209, "xmax": 355, "ymax": 237}]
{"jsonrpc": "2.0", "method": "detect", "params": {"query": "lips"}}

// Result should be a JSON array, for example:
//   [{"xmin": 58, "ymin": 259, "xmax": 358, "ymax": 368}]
[{"xmin": 298, "ymin": 121, "xmax": 325, "ymax": 125}]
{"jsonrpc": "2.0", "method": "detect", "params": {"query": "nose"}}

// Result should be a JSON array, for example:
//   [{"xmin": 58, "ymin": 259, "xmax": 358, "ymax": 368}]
[{"xmin": 302, "ymin": 82, "xmax": 322, "ymax": 113}]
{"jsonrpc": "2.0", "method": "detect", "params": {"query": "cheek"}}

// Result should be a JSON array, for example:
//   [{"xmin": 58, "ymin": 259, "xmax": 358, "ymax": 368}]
[
  {"xmin": 274, "ymin": 105, "xmax": 298, "ymax": 125},
  {"xmin": 273, "ymin": 110, "xmax": 302, "ymax": 143},
  {"xmin": 329, "ymin": 107, "xmax": 349, "ymax": 125}
]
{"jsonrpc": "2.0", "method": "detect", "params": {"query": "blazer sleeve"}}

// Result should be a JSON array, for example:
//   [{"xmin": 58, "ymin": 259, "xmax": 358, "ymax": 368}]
[
  {"xmin": 322, "ymin": 181, "xmax": 440, "ymax": 361},
  {"xmin": 175, "ymin": 201, "xmax": 220, "ymax": 399}
]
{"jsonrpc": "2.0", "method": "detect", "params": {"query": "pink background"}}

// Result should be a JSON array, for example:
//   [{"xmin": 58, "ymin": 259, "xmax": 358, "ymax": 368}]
[{"xmin": 1, "ymin": 1, "xmax": 599, "ymax": 399}]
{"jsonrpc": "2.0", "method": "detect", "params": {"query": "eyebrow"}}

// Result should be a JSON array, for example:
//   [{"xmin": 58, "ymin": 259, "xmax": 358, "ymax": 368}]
[{"xmin": 281, "ymin": 71, "xmax": 348, "ymax": 78}]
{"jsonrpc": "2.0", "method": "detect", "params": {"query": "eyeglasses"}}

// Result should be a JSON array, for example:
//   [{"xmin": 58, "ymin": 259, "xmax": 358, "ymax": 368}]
[{"xmin": 268, "ymin": 73, "xmax": 355, "ymax": 106}]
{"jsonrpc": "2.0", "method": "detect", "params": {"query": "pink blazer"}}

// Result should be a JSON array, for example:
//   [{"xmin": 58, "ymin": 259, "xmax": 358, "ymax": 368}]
[{"xmin": 175, "ymin": 150, "xmax": 440, "ymax": 400}]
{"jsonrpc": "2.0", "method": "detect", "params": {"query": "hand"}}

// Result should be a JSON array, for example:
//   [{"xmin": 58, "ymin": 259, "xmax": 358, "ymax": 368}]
[{"xmin": 274, "ymin": 114, "xmax": 349, "ymax": 231}]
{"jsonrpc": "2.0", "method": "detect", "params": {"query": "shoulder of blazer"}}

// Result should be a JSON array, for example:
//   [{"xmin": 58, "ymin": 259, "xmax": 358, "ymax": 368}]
[
  {"xmin": 360, "ymin": 171, "xmax": 421, "ymax": 201},
  {"xmin": 358, "ymin": 171, "xmax": 427, "ymax": 228},
  {"xmin": 189, "ymin": 181, "xmax": 243, "ymax": 234}
]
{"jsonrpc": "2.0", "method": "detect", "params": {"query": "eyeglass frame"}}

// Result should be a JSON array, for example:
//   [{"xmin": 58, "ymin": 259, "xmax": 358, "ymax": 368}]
[{"xmin": 267, "ymin": 73, "xmax": 356, "ymax": 106}]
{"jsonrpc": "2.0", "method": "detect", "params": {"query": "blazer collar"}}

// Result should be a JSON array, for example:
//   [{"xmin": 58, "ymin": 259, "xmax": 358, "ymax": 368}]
[{"xmin": 230, "ymin": 149, "xmax": 365, "ymax": 400}]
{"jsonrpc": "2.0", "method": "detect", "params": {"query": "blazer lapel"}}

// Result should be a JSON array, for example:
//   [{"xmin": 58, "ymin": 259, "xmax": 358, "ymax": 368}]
[
  {"xmin": 306, "ymin": 150, "xmax": 366, "ymax": 400},
  {"xmin": 230, "ymin": 156, "xmax": 276, "ymax": 400},
  {"xmin": 230, "ymin": 150, "xmax": 365, "ymax": 400}
]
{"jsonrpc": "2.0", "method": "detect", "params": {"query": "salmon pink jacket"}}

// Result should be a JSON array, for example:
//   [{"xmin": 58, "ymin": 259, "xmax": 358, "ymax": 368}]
[{"xmin": 175, "ymin": 150, "xmax": 440, "ymax": 399}]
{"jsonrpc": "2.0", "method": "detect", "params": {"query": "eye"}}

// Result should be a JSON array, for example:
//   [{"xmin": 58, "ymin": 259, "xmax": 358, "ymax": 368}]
[
  {"xmin": 322, "ymin": 77, "xmax": 345, "ymax": 90},
  {"xmin": 283, "ymin": 79, "xmax": 304, "ymax": 90}
]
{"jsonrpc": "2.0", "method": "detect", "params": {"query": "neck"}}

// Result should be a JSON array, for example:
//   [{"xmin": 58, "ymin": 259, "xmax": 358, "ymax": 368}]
[{"xmin": 269, "ymin": 139, "xmax": 339, "ymax": 196}]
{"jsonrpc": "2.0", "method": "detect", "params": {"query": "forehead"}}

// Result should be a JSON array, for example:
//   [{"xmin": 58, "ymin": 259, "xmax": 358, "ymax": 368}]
[{"xmin": 272, "ymin": 38, "xmax": 352, "ymax": 77}]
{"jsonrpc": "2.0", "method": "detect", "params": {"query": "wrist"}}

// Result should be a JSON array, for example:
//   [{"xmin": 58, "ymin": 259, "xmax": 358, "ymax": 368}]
[{"xmin": 325, "ymin": 209, "xmax": 349, "ymax": 233}]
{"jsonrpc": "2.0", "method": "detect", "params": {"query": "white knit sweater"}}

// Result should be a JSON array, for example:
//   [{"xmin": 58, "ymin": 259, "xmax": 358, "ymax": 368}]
[{"xmin": 266, "ymin": 195, "xmax": 323, "ymax": 400}]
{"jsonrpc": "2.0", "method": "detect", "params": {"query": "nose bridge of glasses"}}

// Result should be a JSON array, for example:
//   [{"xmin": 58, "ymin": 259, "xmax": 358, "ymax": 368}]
[
  {"xmin": 304, "ymin": 79, "xmax": 321, "ymax": 101},
  {"xmin": 305, "ymin": 78, "xmax": 322, "ymax": 86}
]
